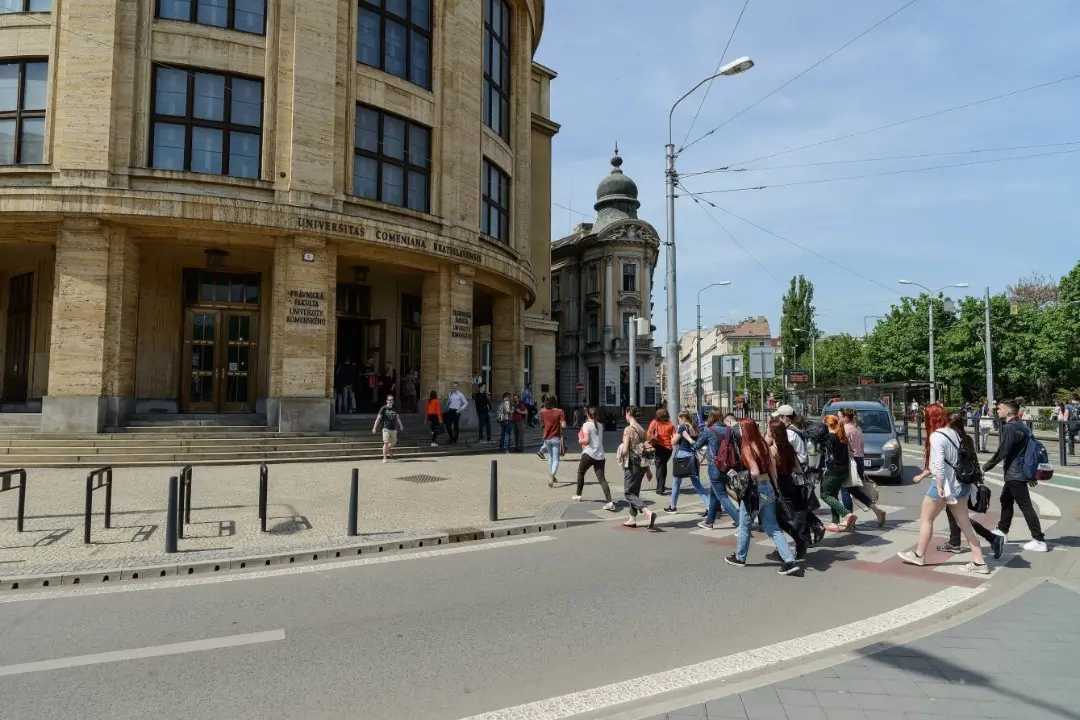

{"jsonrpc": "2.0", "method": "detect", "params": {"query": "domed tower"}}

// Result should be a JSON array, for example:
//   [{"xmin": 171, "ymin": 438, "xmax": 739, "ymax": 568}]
[{"xmin": 592, "ymin": 148, "xmax": 641, "ymax": 234}]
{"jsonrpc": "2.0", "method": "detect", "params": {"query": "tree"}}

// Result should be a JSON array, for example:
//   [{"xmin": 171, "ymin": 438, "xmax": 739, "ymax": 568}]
[
  {"xmin": 779, "ymin": 275, "xmax": 816, "ymax": 371},
  {"xmin": 1006, "ymin": 271, "xmax": 1058, "ymax": 308},
  {"xmin": 813, "ymin": 334, "xmax": 866, "ymax": 387}
]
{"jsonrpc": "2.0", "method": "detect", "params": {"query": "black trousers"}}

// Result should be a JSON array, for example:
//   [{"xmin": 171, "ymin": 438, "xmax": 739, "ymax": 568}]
[
  {"xmin": 999, "ymin": 478, "xmax": 1045, "ymax": 542},
  {"xmin": 444, "ymin": 409, "xmax": 460, "ymax": 443},
  {"xmin": 776, "ymin": 474, "xmax": 810, "ymax": 552},
  {"xmin": 576, "ymin": 455, "xmax": 612, "ymax": 502},
  {"xmin": 946, "ymin": 504, "xmax": 996, "ymax": 547},
  {"xmin": 653, "ymin": 446, "xmax": 672, "ymax": 493}
]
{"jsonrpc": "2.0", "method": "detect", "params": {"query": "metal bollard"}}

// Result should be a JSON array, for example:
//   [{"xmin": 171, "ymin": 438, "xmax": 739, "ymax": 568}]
[
  {"xmin": 916, "ymin": 416, "xmax": 923, "ymax": 446},
  {"xmin": 83, "ymin": 473, "xmax": 94, "ymax": 545},
  {"xmin": 347, "ymin": 468, "xmax": 359, "ymax": 537},
  {"xmin": 902, "ymin": 414, "xmax": 909, "ymax": 444},
  {"xmin": 489, "ymin": 460, "xmax": 498, "ymax": 522},
  {"xmin": 258, "ymin": 463, "xmax": 268, "ymax": 532},
  {"xmin": 165, "ymin": 475, "xmax": 179, "ymax": 553},
  {"xmin": 1060, "ymin": 421, "xmax": 1068, "ymax": 467},
  {"xmin": 104, "ymin": 468, "xmax": 113, "ymax": 529}
]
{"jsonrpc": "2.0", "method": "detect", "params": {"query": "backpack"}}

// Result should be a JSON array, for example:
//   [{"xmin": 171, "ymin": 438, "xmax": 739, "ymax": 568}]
[
  {"xmin": 1019, "ymin": 424, "xmax": 1051, "ymax": 482},
  {"xmin": 934, "ymin": 430, "xmax": 980, "ymax": 485},
  {"xmin": 496, "ymin": 401, "xmax": 508, "ymax": 423},
  {"xmin": 710, "ymin": 426, "xmax": 739, "ymax": 474},
  {"xmin": 792, "ymin": 427, "xmax": 822, "ymax": 472}
]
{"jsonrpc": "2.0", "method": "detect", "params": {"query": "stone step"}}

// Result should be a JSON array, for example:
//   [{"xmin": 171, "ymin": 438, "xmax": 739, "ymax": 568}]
[
  {"xmin": 0, "ymin": 440, "xmax": 402, "ymax": 455},
  {"xmin": 0, "ymin": 436, "xmax": 394, "ymax": 449}
]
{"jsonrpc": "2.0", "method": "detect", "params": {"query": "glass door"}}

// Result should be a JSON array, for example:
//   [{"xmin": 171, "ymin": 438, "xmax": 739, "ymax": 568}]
[
  {"xmin": 222, "ymin": 311, "xmax": 257, "ymax": 412},
  {"xmin": 182, "ymin": 310, "xmax": 220, "ymax": 412}
]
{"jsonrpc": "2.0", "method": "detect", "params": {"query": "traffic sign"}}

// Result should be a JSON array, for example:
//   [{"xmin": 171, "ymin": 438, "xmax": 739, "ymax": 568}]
[
  {"xmin": 748, "ymin": 346, "xmax": 776, "ymax": 380},
  {"xmin": 575, "ymin": 381, "xmax": 585, "ymax": 392},
  {"xmin": 786, "ymin": 369, "xmax": 810, "ymax": 384}
]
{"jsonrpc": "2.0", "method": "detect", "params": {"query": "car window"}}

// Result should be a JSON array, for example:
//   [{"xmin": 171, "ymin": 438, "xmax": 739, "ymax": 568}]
[{"xmin": 855, "ymin": 410, "xmax": 892, "ymax": 434}]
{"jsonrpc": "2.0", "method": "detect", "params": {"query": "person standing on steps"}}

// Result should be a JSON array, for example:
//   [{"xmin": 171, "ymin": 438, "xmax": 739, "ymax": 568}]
[
  {"xmin": 538, "ymin": 396, "xmax": 567, "ymax": 487},
  {"xmin": 444, "ymin": 381, "xmax": 469, "ymax": 445},
  {"xmin": 425, "ymin": 390, "xmax": 443, "ymax": 447},
  {"xmin": 574, "ymin": 406, "xmax": 615, "ymax": 510},
  {"xmin": 646, "ymin": 408, "xmax": 676, "ymax": 496},
  {"xmin": 510, "ymin": 393, "xmax": 527, "ymax": 452},
  {"xmin": 616, "ymin": 406, "xmax": 657, "ymax": 529},
  {"xmin": 496, "ymin": 392, "xmax": 513, "ymax": 452},
  {"xmin": 474, "ymin": 383, "xmax": 492, "ymax": 444},
  {"xmin": 373, "ymin": 393, "xmax": 404, "ymax": 463},
  {"xmin": 983, "ymin": 398, "xmax": 1048, "ymax": 552}
]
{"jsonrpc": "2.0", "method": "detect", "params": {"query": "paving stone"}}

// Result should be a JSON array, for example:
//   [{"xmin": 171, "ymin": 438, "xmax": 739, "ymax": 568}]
[
  {"xmin": 857, "ymin": 712, "xmax": 906, "ymax": 720},
  {"xmin": 821, "ymin": 709, "xmax": 868, "ymax": 720},
  {"xmin": 742, "ymin": 704, "xmax": 788, "ymax": 720},
  {"xmin": 703, "ymin": 695, "xmax": 748, "ymax": 719},
  {"xmin": 875, "ymin": 679, "xmax": 929, "ymax": 697},
  {"xmin": 775, "ymin": 688, "xmax": 819, "ymax": 707},
  {"xmin": 668, "ymin": 705, "xmax": 708, "ymax": 718},
  {"xmin": 815, "ymin": 691, "xmax": 860, "ymax": 709},
  {"xmin": 780, "ymin": 708, "xmax": 826, "ymax": 720}
]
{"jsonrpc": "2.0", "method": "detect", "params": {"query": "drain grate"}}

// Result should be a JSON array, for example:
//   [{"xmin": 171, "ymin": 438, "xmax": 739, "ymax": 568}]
[{"xmin": 397, "ymin": 474, "xmax": 450, "ymax": 484}]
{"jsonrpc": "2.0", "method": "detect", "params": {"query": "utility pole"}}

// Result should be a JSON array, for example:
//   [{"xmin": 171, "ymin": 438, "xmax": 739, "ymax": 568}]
[
  {"xmin": 629, "ymin": 314, "xmax": 637, "ymax": 408},
  {"xmin": 983, "ymin": 286, "xmax": 995, "ymax": 405}
]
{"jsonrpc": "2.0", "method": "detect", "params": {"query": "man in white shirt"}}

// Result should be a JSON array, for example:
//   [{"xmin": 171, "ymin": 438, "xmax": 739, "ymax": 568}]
[{"xmin": 445, "ymin": 381, "xmax": 469, "ymax": 444}]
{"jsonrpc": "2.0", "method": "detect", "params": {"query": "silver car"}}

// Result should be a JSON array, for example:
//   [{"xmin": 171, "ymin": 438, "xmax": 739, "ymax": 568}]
[{"xmin": 822, "ymin": 400, "xmax": 904, "ymax": 483}]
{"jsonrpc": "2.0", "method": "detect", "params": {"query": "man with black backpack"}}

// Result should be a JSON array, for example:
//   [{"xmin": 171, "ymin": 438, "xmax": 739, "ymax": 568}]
[{"xmin": 983, "ymin": 399, "xmax": 1047, "ymax": 552}]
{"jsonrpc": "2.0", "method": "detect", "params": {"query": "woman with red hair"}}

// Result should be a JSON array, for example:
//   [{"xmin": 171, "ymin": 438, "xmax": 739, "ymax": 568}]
[
  {"xmin": 821, "ymin": 415, "xmax": 857, "ymax": 532},
  {"xmin": 724, "ymin": 418, "xmax": 800, "ymax": 575}
]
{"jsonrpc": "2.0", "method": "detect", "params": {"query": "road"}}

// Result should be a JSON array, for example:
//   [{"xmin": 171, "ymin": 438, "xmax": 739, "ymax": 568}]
[{"xmin": 0, "ymin": 457, "xmax": 1074, "ymax": 720}]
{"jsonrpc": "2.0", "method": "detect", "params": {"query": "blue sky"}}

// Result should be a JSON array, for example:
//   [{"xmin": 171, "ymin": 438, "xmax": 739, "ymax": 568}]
[{"xmin": 534, "ymin": 0, "xmax": 1080, "ymax": 340}]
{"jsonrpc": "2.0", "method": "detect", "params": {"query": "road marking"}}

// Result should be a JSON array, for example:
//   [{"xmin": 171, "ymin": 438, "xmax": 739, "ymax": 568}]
[
  {"xmin": 0, "ymin": 629, "xmax": 284, "ymax": 677},
  {"xmin": 457, "ymin": 585, "xmax": 984, "ymax": 720},
  {"xmin": 0, "ymin": 535, "xmax": 555, "ymax": 604}
]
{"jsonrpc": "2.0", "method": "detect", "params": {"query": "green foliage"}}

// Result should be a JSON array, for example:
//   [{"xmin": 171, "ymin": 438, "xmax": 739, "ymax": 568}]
[{"xmin": 780, "ymin": 275, "xmax": 816, "ymax": 371}]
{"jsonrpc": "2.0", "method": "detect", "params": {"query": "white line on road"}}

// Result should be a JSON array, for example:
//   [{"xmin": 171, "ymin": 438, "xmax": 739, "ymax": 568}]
[
  {"xmin": 456, "ymin": 585, "xmax": 984, "ymax": 720},
  {"xmin": 0, "ymin": 629, "xmax": 285, "ymax": 677},
  {"xmin": 0, "ymin": 535, "xmax": 555, "ymax": 604}
]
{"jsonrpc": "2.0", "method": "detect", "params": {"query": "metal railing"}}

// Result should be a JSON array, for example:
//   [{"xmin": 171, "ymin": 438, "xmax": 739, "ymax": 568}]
[
  {"xmin": 83, "ymin": 467, "xmax": 113, "ymax": 544},
  {"xmin": 0, "ymin": 468, "xmax": 28, "ymax": 533}
]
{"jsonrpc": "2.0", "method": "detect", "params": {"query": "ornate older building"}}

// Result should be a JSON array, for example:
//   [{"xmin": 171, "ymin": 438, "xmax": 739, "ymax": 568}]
[
  {"xmin": 0, "ymin": 0, "xmax": 559, "ymax": 433},
  {"xmin": 550, "ymin": 153, "xmax": 660, "ymax": 411}
]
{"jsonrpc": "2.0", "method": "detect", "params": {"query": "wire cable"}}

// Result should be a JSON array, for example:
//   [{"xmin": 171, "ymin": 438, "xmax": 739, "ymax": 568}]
[
  {"xmin": 678, "ymin": 0, "xmax": 751, "ymax": 151},
  {"xmin": 687, "ymin": 146, "xmax": 1080, "ymax": 194},
  {"xmin": 680, "ymin": 0, "xmax": 920, "ymax": 154},
  {"xmin": 681, "ymin": 190, "xmax": 782, "ymax": 285},
  {"xmin": 726, "ymin": 72, "xmax": 1080, "ymax": 168},
  {"xmin": 552, "ymin": 201, "xmax": 596, "ymax": 220}
]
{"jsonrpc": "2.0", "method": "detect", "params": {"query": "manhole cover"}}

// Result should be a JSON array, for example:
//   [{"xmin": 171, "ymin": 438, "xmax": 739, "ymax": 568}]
[{"xmin": 397, "ymin": 474, "xmax": 450, "ymax": 484}]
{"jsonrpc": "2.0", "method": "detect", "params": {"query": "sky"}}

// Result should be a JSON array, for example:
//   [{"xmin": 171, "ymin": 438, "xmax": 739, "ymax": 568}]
[{"xmin": 534, "ymin": 0, "xmax": 1080, "ymax": 342}]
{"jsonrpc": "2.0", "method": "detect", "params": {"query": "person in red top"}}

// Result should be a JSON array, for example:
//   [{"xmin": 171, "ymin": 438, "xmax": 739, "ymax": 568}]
[
  {"xmin": 537, "ymin": 396, "xmax": 567, "ymax": 487},
  {"xmin": 646, "ymin": 408, "xmax": 676, "ymax": 495}
]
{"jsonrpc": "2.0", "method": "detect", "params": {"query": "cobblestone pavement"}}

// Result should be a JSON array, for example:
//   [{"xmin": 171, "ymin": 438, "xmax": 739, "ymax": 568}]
[{"xmin": 648, "ymin": 581, "xmax": 1080, "ymax": 720}]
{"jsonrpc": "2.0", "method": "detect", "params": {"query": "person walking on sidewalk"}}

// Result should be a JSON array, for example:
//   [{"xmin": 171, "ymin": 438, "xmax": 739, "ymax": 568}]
[
  {"xmin": 496, "ymin": 392, "xmax": 513, "ymax": 452},
  {"xmin": 574, "ymin": 406, "xmax": 615, "ymax": 510},
  {"xmin": 425, "ymin": 390, "xmax": 443, "ymax": 447},
  {"xmin": 692, "ymin": 411, "xmax": 742, "ymax": 530},
  {"xmin": 373, "ymin": 393, "xmax": 405, "ymax": 463},
  {"xmin": 646, "ymin": 408, "xmax": 676, "ymax": 495},
  {"xmin": 938, "ymin": 412, "xmax": 1007, "ymax": 560},
  {"xmin": 819, "ymin": 415, "xmax": 857, "ymax": 533},
  {"xmin": 899, "ymin": 404, "xmax": 990, "ymax": 574},
  {"xmin": 665, "ymin": 411, "xmax": 709, "ymax": 513},
  {"xmin": 840, "ymin": 408, "xmax": 887, "ymax": 527},
  {"xmin": 474, "ymin": 383, "xmax": 492, "ymax": 444},
  {"xmin": 983, "ymin": 399, "xmax": 1048, "ymax": 552},
  {"xmin": 725, "ymin": 418, "xmax": 800, "ymax": 575},
  {"xmin": 444, "ymin": 381, "xmax": 469, "ymax": 444},
  {"xmin": 616, "ymin": 406, "xmax": 657, "ymax": 529},
  {"xmin": 537, "ymin": 396, "xmax": 567, "ymax": 487}
]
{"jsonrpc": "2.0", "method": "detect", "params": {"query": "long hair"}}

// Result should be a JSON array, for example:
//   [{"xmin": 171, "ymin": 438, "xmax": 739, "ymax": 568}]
[
  {"xmin": 738, "ymin": 418, "xmax": 770, "ymax": 470},
  {"xmin": 678, "ymin": 410, "xmax": 698, "ymax": 434},
  {"xmin": 790, "ymin": 413, "xmax": 807, "ymax": 430},
  {"xmin": 923, "ymin": 402, "xmax": 948, "ymax": 467},
  {"xmin": 706, "ymin": 409, "xmax": 724, "ymax": 427},
  {"xmin": 824, "ymin": 414, "xmax": 847, "ymax": 443},
  {"xmin": 768, "ymin": 418, "xmax": 798, "ymax": 476},
  {"xmin": 948, "ymin": 411, "xmax": 976, "ymax": 454}
]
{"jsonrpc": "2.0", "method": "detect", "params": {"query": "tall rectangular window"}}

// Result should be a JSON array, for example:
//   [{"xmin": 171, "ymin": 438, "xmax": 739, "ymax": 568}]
[
  {"xmin": 353, "ymin": 103, "xmax": 430, "ymax": 212},
  {"xmin": 587, "ymin": 313, "xmax": 599, "ymax": 343},
  {"xmin": 622, "ymin": 311, "xmax": 634, "ymax": 339},
  {"xmin": 586, "ymin": 264, "xmax": 599, "ymax": 294},
  {"xmin": 622, "ymin": 261, "xmax": 637, "ymax": 292},
  {"xmin": 482, "ymin": 0, "xmax": 510, "ymax": 141},
  {"xmin": 149, "ymin": 65, "xmax": 263, "ymax": 179},
  {"xmin": 0, "ymin": 59, "xmax": 47, "ymax": 165},
  {"xmin": 1, "ymin": 0, "xmax": 51, "ymax": 12},
  {"xmin": 550, "ymin": 275, "xmax": 560, "ymax": 303},
  {"xmin": 157, "ymin": 0, "xmax": 266, "ymax": 35},
  {"xmin": 481, "ymin": 158, "xmax": 510, "ymax": 243},
  {"xmin": 357, "ymin": 0, "xmax": 432, "ymax": 90}
]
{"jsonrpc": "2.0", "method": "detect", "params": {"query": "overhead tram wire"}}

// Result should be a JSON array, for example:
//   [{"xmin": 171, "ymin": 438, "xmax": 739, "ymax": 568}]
[
  {"xmin": 677, "ymin": 182, "xmax": 899, "ymax": 297},
  {"xmin": 681, "ymin": 140, "xmax": 1080, "ymax": 176},
  {"xmin": 685, "ymin": 146, "xmax": 1080, "ymax": 194},
  {"xmin": 679, "ymin": 0, "xmax": 920, "ymax": 155},
  {"xmin": 681, "ymin": 190, "xmax": 781, "ymax": 285},
  {"xmin": 678, "ymin": 0, "xmax": 752, "ymax": 153},
  {"xmin": 723, "ymin": 72, "xmax": 1080, "ymax": 168}
]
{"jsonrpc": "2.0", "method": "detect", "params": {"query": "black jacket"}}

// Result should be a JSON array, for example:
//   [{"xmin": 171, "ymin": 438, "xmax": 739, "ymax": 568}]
[
  {"xmin": 983, "ymin": 418, "xmax": 1028, "ymax": 483},
  {"xmin": 474, "ymin": 392, "xmax": 491, "ymax": 414},
  {"xmin": 825, "ymin": 434, "xmax": 849, "ymax": 474}
]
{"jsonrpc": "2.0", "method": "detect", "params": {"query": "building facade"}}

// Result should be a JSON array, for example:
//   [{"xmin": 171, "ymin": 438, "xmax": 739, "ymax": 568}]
[
  {"xmin": 550, "ymin": 153, "xmax": 660, "ymax": 412},
  {"xmin": 0, "ymin": 0, "xmax": 559, "ymax": 433},
  {"xmin": 677, "ymin": 316, "xmax": 775, "ymax": 410}
]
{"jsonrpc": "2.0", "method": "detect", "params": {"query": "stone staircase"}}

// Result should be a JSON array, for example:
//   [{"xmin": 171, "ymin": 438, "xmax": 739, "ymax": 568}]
[{"xmin": 0, "ymin": 413, "xmax": 542, "ymax": 468}]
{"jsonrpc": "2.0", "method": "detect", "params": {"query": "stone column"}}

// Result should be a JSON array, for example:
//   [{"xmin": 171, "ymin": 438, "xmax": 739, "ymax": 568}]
[
  {"xmin": 491, "ymin": 294, "xmax": 524, "ymax": 398},
  {"xmin": 603, "ymin": 255, "xmax": 613, "ymax": 349},
  {"xmin": 42, "ymin": 220, "xmax": 117, "ymax": 432},
  {"xmin": 102, "ymin": 232, "xmax": 139, "ymax": 427},
  {"xmin": 420, "ymin": 263, "xmax": 474, "ymax": 400},
  {"xmin": 268, "ymin": 237, "xmax": 335, "ymax": 432}
]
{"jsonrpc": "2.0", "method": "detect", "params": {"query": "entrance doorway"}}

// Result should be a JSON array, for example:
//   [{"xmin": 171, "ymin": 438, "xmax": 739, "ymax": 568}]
[
  {"xmin": 180, "ymin": 270, "xmax": 261, "ymax": 413},
  {"xmin": 335, "ymin": 282, "xmax": 388, "ymax": 413},
  {"xmin": 2, "ymin": 272, "xmax": 33, "ymax": 404}
]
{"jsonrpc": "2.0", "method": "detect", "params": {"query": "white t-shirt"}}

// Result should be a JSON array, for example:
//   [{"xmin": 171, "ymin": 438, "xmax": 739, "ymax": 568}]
[
  {"xmin": 930, "ymin": 427, "xmax": 962, "ymax": 503},
  {"xmin": 786, "ymin": 426, "xmax": 808, "ymax": 468},
  {"xmin": 582, "ymin": 420, "xmax": 604, "ymax": 460}
]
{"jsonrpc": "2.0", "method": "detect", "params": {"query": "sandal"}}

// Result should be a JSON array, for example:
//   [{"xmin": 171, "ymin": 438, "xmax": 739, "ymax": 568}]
[
  {"xmin": 844, "ymin": 514, "xmax": 858, "ymax": 531},
  {"xmin": 647, "ymin": 510, "xmax": 658, "ymax": 530}
]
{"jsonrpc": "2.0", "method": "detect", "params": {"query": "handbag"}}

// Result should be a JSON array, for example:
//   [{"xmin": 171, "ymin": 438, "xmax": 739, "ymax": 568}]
[
  {"xmin": 803, "ymin": 484, "xmax": 823, "ymax": 511},
  {"xmin": 864, "ymin": 479, "xmax": 879, "ymax": 504},
  {"xmin": 843, "ymin": 458, "xmax": 864, "ymax": 488},
  {"xmin": 743, "ymin": 480, "xmax": 761, "ymax": 514},
  {"xmin": 969, "ymin": 483, "xmax": 992, "ymax": 514},
  {"xmin": 672, "ymin": 452, "xmax": 696, "ymax": 478}
]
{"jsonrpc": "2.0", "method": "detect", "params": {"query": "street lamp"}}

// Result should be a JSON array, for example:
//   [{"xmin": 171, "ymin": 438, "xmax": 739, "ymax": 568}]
[
  {"xmin": 665, "ymin": 55, "xmax": 754, "ymax": 420},
  {"xmin": 864, "ymin": 315, "xmax": 885, "ymax": 336},
  {"xmin": 794, "ymin": 328, "xmax": 816, "ymax": 388},
  {"xmin": 696, "ymin": 281, "xmax": 732, "ymax": 411},
  {"xmin": 898, "ymin": 280, "xmax": 970, "ymax": 403}
]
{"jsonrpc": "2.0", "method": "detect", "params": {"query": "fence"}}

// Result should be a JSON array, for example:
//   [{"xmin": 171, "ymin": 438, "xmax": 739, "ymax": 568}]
[{"xmin": 0, "ymin": 468, "xmax": 27, "ymax": 533}]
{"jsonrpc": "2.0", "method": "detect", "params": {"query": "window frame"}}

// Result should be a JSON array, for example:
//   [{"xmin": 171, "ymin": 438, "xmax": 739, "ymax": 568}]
[
  {"xmin": 0, "ymin": 57, "xmax": 48, "ymax": 166},
  {"xmin": 356, "ymin": 0, "xmax": 434, "ymax": 90},
  {"xmin": 482, "ymin": 0, "xmax": 511, "ymax": 141},
  {"xmin": 586, "ymin": 313, "xmax": 599, "ymax": 344},
  {"xmin": 480, "ymin": 157, "xmax": 511, "ymax": 244},
  {"xmin": 154, "ymin": 0, "xmax": 267, "ymax": 36},
  {"xmin": 148, "ymin": 64, "xmax": 265, "ymax": 179},
  {"xmin": 0, "ymin": 0, "xmax": 51, "ymax": 12},
  {"xmin": 352, "ymin": 102, "xmax": 431, "ymax": 212},
  {"xmin": 622, "ymin": 261, "xmax": 637, "ymax": 292},
  {"xmin": 586, "ymin": 264, "xmax": 599, "ymax": 294}
]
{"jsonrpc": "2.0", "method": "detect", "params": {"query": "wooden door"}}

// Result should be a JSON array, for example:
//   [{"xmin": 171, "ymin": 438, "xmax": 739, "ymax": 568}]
[
  {"xmin": 221, "ymin": 311, "xmax": 257, "ymax": 412},
  {"xmin": 182, "ymin": 309, "xmax": 220, "ymax": 412},
  {"xmin": 2, "ymin": 273, "xmax": 33, "ymax": 404}
]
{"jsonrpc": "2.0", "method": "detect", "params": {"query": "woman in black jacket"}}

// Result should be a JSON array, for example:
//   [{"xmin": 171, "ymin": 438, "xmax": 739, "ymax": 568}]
[{"xmin": 820, "ymin": 415, "xmax": 856, "ymax": 532}]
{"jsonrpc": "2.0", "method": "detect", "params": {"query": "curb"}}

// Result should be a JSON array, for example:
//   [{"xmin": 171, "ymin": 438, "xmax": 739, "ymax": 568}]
[{"xmin": 0, "ymin": 518, "xmax": 595, "ymax": 592}]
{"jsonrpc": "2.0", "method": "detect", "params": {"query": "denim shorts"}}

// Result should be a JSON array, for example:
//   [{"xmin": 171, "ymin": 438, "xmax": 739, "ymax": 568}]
[{"xmin": 926, "ymin": 482, "xmax": 971, "ymax": 503}]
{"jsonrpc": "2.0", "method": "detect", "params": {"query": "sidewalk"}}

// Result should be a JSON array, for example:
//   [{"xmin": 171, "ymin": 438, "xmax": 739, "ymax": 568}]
[{"xmin": 652, "ymin": 580, "xmax": 1080, "ymax": 720}]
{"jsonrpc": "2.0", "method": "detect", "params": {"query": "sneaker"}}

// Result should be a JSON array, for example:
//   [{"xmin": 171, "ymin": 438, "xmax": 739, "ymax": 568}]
[
  {"xmin": 664, "ymin": 506, "xmax": 678, "ymax": 514},
  {"xmin": 382, "ymin": 458, "xmax": 388, "ymax": 464},
  {"xmin": 602, "ymin": 501, "xmax": 617, "ymax": 512},
  {"xmin": 724, "ymin": 553, "xmax": 746, "ymax": 568},
  {"xmin": 778, "ymin": 561, "xmax": 800, "ymax": 576},
  {"xmin": 430, "ymin": 442, "xmax": 438, "ymax": 448},
  {"xmin": 990, "ymin": 534, "xmax": 1005, "ymax": 560},
  {"xmin": 964, "ymin": 562, "xmax": 991, "ymax": 575},
  {"xmin": 936, "ymin": 543, "xmax": 966, "ymax": 554},
  {"xmin": 571, "ymin": 495, "xmax": 583, "ymax": 501},
  {"xmin": 697, "ymin": 520, "xmax": 713, "ymax": 530},
  {"xmin": 992, "ymin": 528, "xmax": 1007, "ymax": 539},
  {"xmin": 1023, "ymin": 539, "xmax": 1049, "ymax": 552},
  {"xmin": 537, "ymin": 449, "xmax": 547, "ymax": 459},
  {"xmin": 765, "ymin": 550, "xmax": 781, "ymax": 562},
  {"xmin": 897, "ymin": 550, "xmax": 925, "ymax": 567}
]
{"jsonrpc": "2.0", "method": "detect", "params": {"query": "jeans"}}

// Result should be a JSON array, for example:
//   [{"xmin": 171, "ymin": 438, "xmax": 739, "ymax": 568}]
[
  {"xmin": 335, "ymin": 386, "xmax": 356, "ymax": 413},
  {"xmin": 477, "ymin": 412, "xmax": 491, "ymax": 442},
  {"xmin": 705, "ymin": 475, "xmax": 740, "ymax": 525},
  {"xmin": 841, "ymin": 487, "xmax": 875, "ymax": 512},
  {"xmin": 576, "ymin": 455, "xmax": 612, "ymax": 501},
  {"xmin": 820, "ymin": 470, "xmax": 850, "ymax": 523},
  {"xmin": 444, "ymin": 409, "xmax": 461, "ymax": 443},
  {"xmin": 671, "ymin": 454, "xmax": 709, "ymax": 509},
  {"xmin": 543, "ymin": 438, "xmax": 562, "ymax": 475},
  {"xmin": 623, "ymin": 462, "xmax": 647, "ymax": 516},
  {"xmin": 653, "ymin": 446, "xmax": 672, "ymax": 493},
  {"xmin": 512, "ymin": 421, "xmax": 524, "ymax": 451},
  {"xmin": 735, "ymin": 482, "xmax": 794, "ymax": 563},
  {"xmin": 499, "ymin": 420, "xmax": 513, "ymax": 450},
  {"xmin": 999, "ymin": 478, "xmax": 1045, "ymax": 541}
]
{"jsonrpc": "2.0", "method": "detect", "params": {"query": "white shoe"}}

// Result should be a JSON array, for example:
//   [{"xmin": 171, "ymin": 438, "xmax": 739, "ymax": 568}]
[
  {"xmin": 430, "ymin": 442, "xmax": 438, "ymax": 447},
  {"xmin": 992, "ymin": 528, "xmax": 1006, "ymax": 539},
  {"xmin": 964, "ymin": 562, "xmax": 991, "ymax": 575},
  {"xmin": 571, "ymin": 495, "xmax": 583, "ymax": 501},
  {"xmin": 897, "ymin": 550, "xmax": 925, "ymax": 567},
  {"xmin": 1023, "ymin": 539, "xmax": 1049, "ymax": 552},
  {"xmin": 382, "ymin": 458, "xmax": 388, "ymax": 464},
  {"xmin": 602, "ymin": 502, "xmax": 617, "ymax": 512}
]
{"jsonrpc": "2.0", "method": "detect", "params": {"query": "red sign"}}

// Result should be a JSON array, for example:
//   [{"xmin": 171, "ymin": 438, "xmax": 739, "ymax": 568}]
[
  {"xmin": 575, "ymin": 382, "xmax": 585, "ymax": 392},
  {"xmin": 859, "ymin": 376, "xmax": 876, "ymax": 386}
]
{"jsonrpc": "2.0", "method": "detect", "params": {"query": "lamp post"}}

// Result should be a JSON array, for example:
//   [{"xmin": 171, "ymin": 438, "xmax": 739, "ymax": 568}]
[
  {"xmin": 665, "ymin": 55, "xmax": 754, "ymax": 421},
  {"xmin": 898, "ymin": 280, "xmax": 970, "ymax": 404},
  {"xmin": 863, "ymin": 315, "xmax": 884, "ymax": 336},
  {"xmin": 794, "ymin": 328, "xmax": 816, "ymax": 388},
  {"xmin": 695, "ymin": 281, "xmax": 732, "ymax": 412}
]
